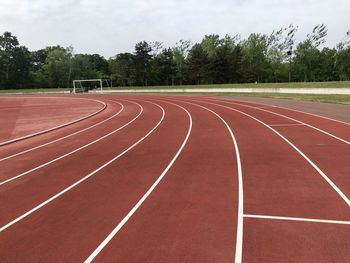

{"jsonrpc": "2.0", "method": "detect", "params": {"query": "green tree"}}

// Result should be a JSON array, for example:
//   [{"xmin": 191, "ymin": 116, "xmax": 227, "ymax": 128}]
[
  {"xmin": 109, "ymin": 53, "xmax": 136, "ymax": 86},
  {"xmin": 0, "ymin": 32, "xmax": 31, "ymax": 89},
  {"xmin": 335, "ymin": 30, "xmax": 350, "ymax": 80},
  {"xmin": 293, "ymin": 24, "xmax": 328, "ymax": 81},
  {"xmin": 240, "ymin": 33, "xmax": 270, "ymax": 82},
  {"xmin": 39, "ymin": 48, "xmax": 72, "ymax": 88},
  {"xmin": 150, "ymin": 48, "xmax": 176, "ymax": 85},
  {"xmin": 172, "ymin": 40, "xmax": 191, "ymax": 85},
  {"xmin": 134, "ymin": 41, "xmax": 152, "ymax": 86},
  {"xmin": 187, "ymin": 44, "xmax": 209, "ymax": 84}
]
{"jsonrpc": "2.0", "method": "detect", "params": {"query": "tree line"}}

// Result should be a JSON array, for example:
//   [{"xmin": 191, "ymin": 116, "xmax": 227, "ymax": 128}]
[{"xmin": 0, "ymin": 24, "xmax": 349, "ymax": 89}]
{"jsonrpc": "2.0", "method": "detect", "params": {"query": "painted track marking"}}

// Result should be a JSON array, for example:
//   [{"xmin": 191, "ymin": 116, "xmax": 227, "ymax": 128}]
[
  {"xmin": 206, "ymin": 96, "xmax": 350, "ymax": 126},
  {"xmin": 0, "ymin": 97, "xmax": 107, "ymax": 147},
  {"xmin": 206, "ymin": 97, "xmax": 350, "ymax": 145},
  {"xmin": 165, "ymin": 98, "xmax": 244, "ymax": 263},
  {"xmin": 244, "ymin": 214, "xmax": 350, "ymax": 225},
  {"xmin": 0, "ymin": 100, "xmax": 124, "ymax": 162},
  {"xmin": 0, "ymin": 100, "xmax": 165, "ymax": 233},
  {"xmin": 84, "ymin": 100, "xmax": 192, "ymax": 263},
  {"xmin": 192, "ymin": 99, "xmax": 350, "ymax": 207},
  {"xmin": 0, "ymin": 101, "xmax": 142, "ymax": 186},
  {"xmin": 268, "ymin": 123, "xmax": 305, "ymax": 127}
]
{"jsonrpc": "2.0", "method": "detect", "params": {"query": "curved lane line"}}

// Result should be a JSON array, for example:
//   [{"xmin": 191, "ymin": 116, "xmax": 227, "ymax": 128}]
[
  {"xmin": 207, "ymin": 96, "xmax": 350, "ymax": 126},
  {"xmin": 194, "ymin": 99, "xmax": 350, "ymax": 207},
  {"xmin": 0, "ymin": 97, "xmax": 107, "ymax": 147},
  {"xmin": 0, "ymin": 100, "xmax": 142, "ymax": 186},
  {"xmin": 84, "ymin": 100, "xmax": 192, "ymax": 263},
  {"xmin": 0, "ymin": 100, "xmax": 124, "ymax": 162},
  {"xmin": 0, "ymin": 100, "xmax": 165, "ymax": 233},
  {"xmin": 205, "ymin": 98, "xmax": 350, "ymax": 145},
  {"xmin": 165, "ymin": 98, "xmax": 244, "ymax": 263}
]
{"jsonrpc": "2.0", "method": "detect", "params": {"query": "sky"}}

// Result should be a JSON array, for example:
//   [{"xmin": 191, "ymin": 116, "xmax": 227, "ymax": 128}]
[{"xmin": 0, "ymin": 0, "xmax": 349, "ymax": 58}]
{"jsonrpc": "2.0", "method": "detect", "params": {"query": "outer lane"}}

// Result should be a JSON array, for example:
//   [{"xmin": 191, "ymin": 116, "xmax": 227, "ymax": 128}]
[
  {"xmin": 207, "ymin": 97, "xmax": 350, "ymax": 141},
  {"xmin": 187, "ymin": 96, "xmax": 350, "ymax": 262},
  {"xmin": 202, "ymin": 97, "xmax": 350, "ymax": 203}
]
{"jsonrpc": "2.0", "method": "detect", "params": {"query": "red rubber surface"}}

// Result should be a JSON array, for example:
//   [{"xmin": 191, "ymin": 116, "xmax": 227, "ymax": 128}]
[
  {"xmin": 0, "ymin": 94, "xmax": 349, "ymax": 262},
  {"xmin": 0, "ymin": 96, "xmax": 105, "ymax": 144}
]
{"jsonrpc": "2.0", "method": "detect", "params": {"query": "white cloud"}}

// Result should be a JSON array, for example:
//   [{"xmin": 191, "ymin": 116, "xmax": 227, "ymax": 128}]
[{"xmin": 0, "ymin": 0, "xmax": 349, "ymax": 57}]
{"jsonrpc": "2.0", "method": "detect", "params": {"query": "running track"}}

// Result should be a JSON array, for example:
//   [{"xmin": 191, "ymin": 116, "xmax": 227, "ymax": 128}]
[{"xmin": 0, "ymin": 94, "xmax": 349, "ymax": 262}]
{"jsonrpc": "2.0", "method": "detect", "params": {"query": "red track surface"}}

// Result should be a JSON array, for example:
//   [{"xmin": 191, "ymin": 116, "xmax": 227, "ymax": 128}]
[{"xmin": 0, "ymin": 94, "xmax": 349, "ymax": 262}]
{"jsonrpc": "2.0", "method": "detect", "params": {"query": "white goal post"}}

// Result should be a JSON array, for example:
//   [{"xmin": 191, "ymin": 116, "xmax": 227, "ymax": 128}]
[{"xmin": 72, "ymin": 79, "xmax": 103, "ymax": 94}]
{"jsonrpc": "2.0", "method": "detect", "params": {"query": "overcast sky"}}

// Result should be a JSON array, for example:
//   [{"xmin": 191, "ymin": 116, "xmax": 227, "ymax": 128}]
[{"xmin": 0, "ymin": 0, "xmax": 349, "ymax": 58}]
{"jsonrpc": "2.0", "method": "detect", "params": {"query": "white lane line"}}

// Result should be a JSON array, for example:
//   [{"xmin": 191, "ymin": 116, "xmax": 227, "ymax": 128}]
[
  {"xmin": 0, "ymin": 100, "xmax": 165, "ymax": 233},
  {"xmin": 244, "ymin": 214, "xmax": 350, "ymax": 225},
  {"xmin": 84, "ymin": 101, "xmax": 192, "ymax": 263},
  {"xmin": 0, "ymin": 97, "xmax": 107, "ymax": 147},
  {"xmin": 0, "ymin": 101, "xmax": 142, "ymax": 186},
  {"xmin": 204, "ymin": 96, "xmax": 350, "ymax": 126},
  {"xmin": 167, "ymin": 99, "xmax": 244, "ymax": 263},
  {"xmin": 269, "ymin": 124, "xmax": 305, "ymax": 127},
  {"xmin": 194, "ymin": 99, "xmax": 350, "ymax": 207},
  {"xmin": 260, "ymin": 108, "xmax": 350, "ymax": 145},
  {"xmin": 0, "ymin": 100, "xmax": 124, "ymax": 162},
  {"xmin": 208, "ymin": 97, "xmax": 350, "ymax": 140}
]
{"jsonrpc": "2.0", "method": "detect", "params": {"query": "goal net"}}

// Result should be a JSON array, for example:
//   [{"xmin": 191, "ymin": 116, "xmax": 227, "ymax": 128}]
[{"xmin": 72, "ymin": 79, "xmax": 103, "ymax": 94}]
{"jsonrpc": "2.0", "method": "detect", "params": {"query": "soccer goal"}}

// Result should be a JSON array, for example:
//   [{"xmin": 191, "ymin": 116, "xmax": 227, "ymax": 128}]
[{"xmin": 72, "ymin": 79, "xmax": 103, "ymax": 94}]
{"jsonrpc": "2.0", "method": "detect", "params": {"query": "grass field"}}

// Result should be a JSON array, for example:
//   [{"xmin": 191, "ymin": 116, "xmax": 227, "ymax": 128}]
[
  {"xmin": 111, "ymin": 81, "xmax": 350, "ymax": 90},
  {"xmin": 218, "ymin": 93, "xmax": 350, "ymax": 104},
  {"xmin": 1, "ymin": 82, "xmax": 350, "ymax": 104},
  {"xmin": 1, "ymin": 81, "xmax": 350, "ymax": 93},
  {"xmin": 0, "ymin": 88, "xmax": 69, "ymax": 93}
]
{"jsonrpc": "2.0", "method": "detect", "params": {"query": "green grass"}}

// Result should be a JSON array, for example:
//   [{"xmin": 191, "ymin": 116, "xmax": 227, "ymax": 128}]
[
  {"xmin": 1, "ymin": 81, "xmax": 349, "ymax": 93},
  {"xmin": 112, "ymin": 81, "xmax": 350, "ymax": 90},
  {"xmin": 0, "ymin": 88, "xmax": 69, "ymax": 94},
  {"xmin": 221, "ymin": 93, "xmax": 350, "ymax": 104},
  {"xmin": 1, "ymin": 82, "xmax": 350, "ymax": 105}
]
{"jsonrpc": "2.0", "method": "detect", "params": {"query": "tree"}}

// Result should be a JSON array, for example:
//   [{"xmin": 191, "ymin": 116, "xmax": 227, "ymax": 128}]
[
  {"xmin": 0, "ymin": 32, "xmax": 31, "ymax": 89},
  {"xmin": 293, "ymin": 24, "xmax": 328, "ymax": 81},
  {"xmin": 240, "ymin": 33, "xmax": 270, "ymax": 82},
  {"xmin": 334, "ymin": 30, "xmax": 350, "ymax": 80},
  {"xmin": 307, "ymin": 24, "xmax": 328, "ymax": 48},
  {"xmin": 187, "ymin": 44, "xmax": 209, "ymax": 84},
  {"xmin": 39, "ymin": 48, "xmax": 71, "ymax": 88},
  {"xmin": 172, "ymin": 40, "xmax": 191, "ymax": 85},
  {"xmin": 109, "ymin": 53, "xmax": 136, "ymax": 86},
  {"xmin": 150, "ymin": 48, "xmax": 176, "ymax": 85},
  {"xmin": 134, "ymin": 41, "xmax": 152, "ymax": 86},
  {"xmin": 2, "ymin": 26, "xmax": 350, "ymax": 89}
]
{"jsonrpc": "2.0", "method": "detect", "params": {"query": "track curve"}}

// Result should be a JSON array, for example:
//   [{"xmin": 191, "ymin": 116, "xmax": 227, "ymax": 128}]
[{"xmin": 0, "ymin": 94, "xmax": 349, "ymax": 263}]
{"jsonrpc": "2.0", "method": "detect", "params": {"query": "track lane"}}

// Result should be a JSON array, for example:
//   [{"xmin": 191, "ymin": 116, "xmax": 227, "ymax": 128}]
[
  {"xmin": 0, "ymin": 99, "xmax": 190, "ymax": 262},
  {"xmin": 188, "ymin": 97, "xmax": 350, "ymax": 216},
  {"xmin": 202, "ymin": 98, "xmax": 350, "ymax": 204},
  {"xmin": 206, "ymin": 97, "xmax": 350, "ymax": 141},
  {"xmin": 184, "ymin": 97, "xmax": 350, "ymax": 262},
  {"xmin": 243, "ymin": 217, "xmax": 350, "ymax": 263},
  {"xmin": 88, "ymin": 98, "xmax": 241, "ymax": 263}
]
